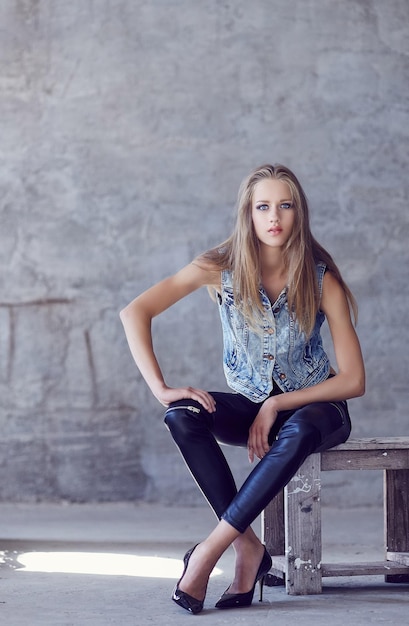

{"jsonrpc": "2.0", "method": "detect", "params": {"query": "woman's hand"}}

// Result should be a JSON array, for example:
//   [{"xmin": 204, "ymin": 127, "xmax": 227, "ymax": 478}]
[
  {"xmin": 247, "ymin": 397, "xmax": 279, "ymax": 463},
  {"xmin": 154, "ymin": 384, "xmax": 216, "ymax": 413},
  {"xmin": 120, "ymin": 262, "xmax": 221, "ymax": 414}
]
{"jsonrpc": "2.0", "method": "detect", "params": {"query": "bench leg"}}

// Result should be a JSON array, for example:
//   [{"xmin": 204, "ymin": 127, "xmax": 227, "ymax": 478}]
[
  {"xmin": 385, "ymin": 468, "xmax": 409, "ymax": 583},
  {"xmin": 285, "ymin": 453, "xmax": 322, "ymax": 595},
  {"xmin": 262, "ymin": 490, "xmax": 285, "ymax": 586}
]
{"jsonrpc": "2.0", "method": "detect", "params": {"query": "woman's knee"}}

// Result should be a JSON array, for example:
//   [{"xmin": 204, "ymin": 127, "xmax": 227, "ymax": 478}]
[
  {"xmin": 164, "ymin": 401, "xmax": 206, "ymax": 440},
  {"xmin": 281, "ymin": 402, "xmax": 350, "ymax": 453},
  {"xmin": 277, "ymin": 416, "xmax": 321, "ymax": 452}
]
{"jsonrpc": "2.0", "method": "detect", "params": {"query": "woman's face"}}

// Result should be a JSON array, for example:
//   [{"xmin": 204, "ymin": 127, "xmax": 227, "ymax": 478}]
[{"xmin": 251, "ymin": 178, "xmax": 295, "ymax": 251}]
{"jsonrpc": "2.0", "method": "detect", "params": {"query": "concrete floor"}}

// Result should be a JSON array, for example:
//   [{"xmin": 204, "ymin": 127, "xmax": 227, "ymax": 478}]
[{"xmin": 0, "ymin": 503, "xmax": 408, "ymax": 625}]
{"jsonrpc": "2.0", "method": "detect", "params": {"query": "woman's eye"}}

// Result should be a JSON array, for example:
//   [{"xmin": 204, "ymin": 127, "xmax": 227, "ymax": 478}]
[
  {"xmin": 256, "ymin": 204, "xmax": 269, "ymax": 211},
  {"xmin": 281, "ymin": 202, "xmax": 292, "ymax": 209}
]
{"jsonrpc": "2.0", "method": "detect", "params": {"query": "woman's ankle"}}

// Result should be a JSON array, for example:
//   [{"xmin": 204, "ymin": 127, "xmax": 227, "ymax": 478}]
[{"xmin": 232, "ymin": 530, "xmax": 263, "ymax": 553}]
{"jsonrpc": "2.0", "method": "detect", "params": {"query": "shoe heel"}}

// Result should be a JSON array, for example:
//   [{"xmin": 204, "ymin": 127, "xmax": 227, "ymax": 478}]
[{"xmin": 259, "ymin": 575, "xmax": 265, "ymax": 602}]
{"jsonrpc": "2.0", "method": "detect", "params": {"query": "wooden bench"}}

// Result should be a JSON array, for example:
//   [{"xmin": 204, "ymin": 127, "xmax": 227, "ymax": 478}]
[{"xmin": 262, "ymin": 437, "xmax": 409, "ymax": 595}]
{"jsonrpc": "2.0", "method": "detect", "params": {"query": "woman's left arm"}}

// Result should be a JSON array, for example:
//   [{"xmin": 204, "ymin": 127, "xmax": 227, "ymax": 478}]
[
  {"xmin": 247, "ymin": 272, "xmax": 365, "ymax": 462},
  {"xmin": 275, "ymin": 271, "xmax": 365, "ymax": 409}
]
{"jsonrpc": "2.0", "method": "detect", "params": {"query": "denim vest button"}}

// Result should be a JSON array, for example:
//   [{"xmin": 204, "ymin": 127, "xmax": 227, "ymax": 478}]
[
  {"xmin": 279, "ymin": 373, "xmax": 286, "ymax": 380},
  {"xmin": 265, "ymin": 354, "xmax": 274, "ymax": 360},
  {"xmin": 267, "ymin": 328, "xmax": 275, "ymax": 334}
]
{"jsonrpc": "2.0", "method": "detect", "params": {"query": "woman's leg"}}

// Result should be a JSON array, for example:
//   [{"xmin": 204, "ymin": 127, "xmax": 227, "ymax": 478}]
[
  {"xmin": 165, "ymin": 393, "xmax": 268, "ymax": 598},
  {"xmin": 177, "ymin": 400, "xmax": 351, "ymax": 602},
  {"xmin": 177, "ymin": 519, "xmax": 243, "ymax": 602},
  {"xmin": 164, "ymin": 392, "xmax": 260, "ymax": 518},
  {"xmin": 222, "ymin": 400, "xmax": 351, "ymax": 532}
]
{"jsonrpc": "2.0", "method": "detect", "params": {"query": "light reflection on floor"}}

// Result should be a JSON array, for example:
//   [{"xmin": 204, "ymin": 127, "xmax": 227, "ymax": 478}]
[{"xmin": 15, "ymin": 552, "xmax": 223, "ymax": 579}]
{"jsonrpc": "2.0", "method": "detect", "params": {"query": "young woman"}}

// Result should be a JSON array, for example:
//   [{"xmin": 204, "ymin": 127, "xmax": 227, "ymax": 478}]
[{"xmin": 120, "ymin": 164, "xmax": 365, "ymax": 614}]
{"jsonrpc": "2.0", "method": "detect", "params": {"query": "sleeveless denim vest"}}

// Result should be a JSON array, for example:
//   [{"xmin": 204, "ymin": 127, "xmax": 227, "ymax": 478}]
[{"xmin": 217, "ymin": 262, "xmax": 330, "ymax": 402}]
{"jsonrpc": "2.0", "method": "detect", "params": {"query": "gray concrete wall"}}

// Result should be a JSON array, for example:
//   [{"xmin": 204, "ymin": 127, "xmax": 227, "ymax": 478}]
[{"xmin": 0, "ymin": 0, "xmax": 408, "ymax": 506}]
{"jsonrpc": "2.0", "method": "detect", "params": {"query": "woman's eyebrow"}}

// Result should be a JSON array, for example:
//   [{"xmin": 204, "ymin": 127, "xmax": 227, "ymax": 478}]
[{"xmin": 254, "ymin": 198, "xmax": 293, "ymax": 203}]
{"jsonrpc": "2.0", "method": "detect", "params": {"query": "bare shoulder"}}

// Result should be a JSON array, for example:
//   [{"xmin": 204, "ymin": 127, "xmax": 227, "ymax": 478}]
[
  {"xmin": 191, "ymin": 256, "xmax": 222, "ymax": 290},
  {"xmin": 322, "ymin": 269, "xmax": 342, "ymax": 294},
  {"xmin": 171, "ymin": 260, "xmax": 220, "ymax": 289},
  {"xmin": 321, "ymin": 271, "xmax": 351, "ymax": 321}
]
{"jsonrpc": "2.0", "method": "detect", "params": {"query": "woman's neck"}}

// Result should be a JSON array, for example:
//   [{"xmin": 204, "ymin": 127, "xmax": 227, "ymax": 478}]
[
  {"xmin": 259, "ymin": 250, "xmax": 288, "ymax": 303},
  {"xmin": 259, "ymin": 247, "xmax": 286, "ymax": 278}
]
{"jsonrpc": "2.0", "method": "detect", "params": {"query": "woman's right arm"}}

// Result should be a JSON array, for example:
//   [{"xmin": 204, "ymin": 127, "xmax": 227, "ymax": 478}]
[{"xmin": 119, "ymin": 261, "xmax": 219, "ymax": 412}]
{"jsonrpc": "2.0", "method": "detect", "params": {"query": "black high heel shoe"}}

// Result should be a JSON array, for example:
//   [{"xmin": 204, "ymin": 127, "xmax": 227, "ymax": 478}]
[
  {"xmin": 172, "ymin": 545, "xmax": 205, "ymax": 615},
  {"xmin": 215, "ymin": 546, "xmax": 272, "ymax": 609}
]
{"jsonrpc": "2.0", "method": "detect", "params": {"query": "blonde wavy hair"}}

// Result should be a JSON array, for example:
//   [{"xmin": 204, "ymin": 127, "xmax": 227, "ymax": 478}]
[{"xmin": 199, "ymin": 163, "xmax": 357, "ymax": 337}]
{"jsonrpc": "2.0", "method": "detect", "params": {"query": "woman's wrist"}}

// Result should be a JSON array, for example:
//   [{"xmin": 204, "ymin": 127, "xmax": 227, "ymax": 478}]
[
  {"xmin": 266, "ymin": 394, "xmax": 282, "ymax": 413},
  {"xmin": 150, "ymin": 379, "xmax": 168, "ymax": 398}
]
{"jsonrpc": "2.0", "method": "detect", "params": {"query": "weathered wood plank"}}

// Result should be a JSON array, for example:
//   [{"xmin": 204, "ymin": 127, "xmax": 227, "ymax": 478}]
[
  {"xmin": 270, "ymin": 555, "xmax": 286, "ymax": 572},
  {"xmin": 262, "ymin": 490, "xmax": 286, "ymax": 587},
  {"xmin": 284, "ymin": 453, "xmax": 322, "ymax": 595},
  {"xmin": 328, "ymin": 437, "xmax": 409, "ymax": 450},
  {"xmin": 322, "ymin": 560, "xmax": 409, "ymax": 577},
  {"xmin": 386, "ymin": 552, "xmax": 409, "ymax": 566},
  {"xmin": 321, "ymin": 449, "xmax": 409, "ymax": 471},
  {"xmin": 272, "ymin": 556, "xmax": 409, "ymax": 578},
  {"xmin": 385, "ymin": 469, "xmax": 409, "ymax": 583},
  {"xmin": 262, "ymin": 489, "xmax": 284, "ymax": 555}
]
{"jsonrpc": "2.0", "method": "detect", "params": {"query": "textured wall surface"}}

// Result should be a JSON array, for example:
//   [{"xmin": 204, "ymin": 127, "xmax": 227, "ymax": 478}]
[{"xmin": 1, "ymin": 0, "xmax": 408, "ymax": 506}]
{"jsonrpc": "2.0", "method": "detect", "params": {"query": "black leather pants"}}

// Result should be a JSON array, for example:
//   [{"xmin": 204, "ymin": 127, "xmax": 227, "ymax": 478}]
[{"xmin": 164, "ymin": 391, "xmax": 351, "ymax": 533}]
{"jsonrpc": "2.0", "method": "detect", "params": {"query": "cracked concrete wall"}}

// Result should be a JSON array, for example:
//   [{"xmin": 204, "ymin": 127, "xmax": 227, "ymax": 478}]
[{"xmin": 0, "ymin": 0, "xmax": 408, "ymax": 505}]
